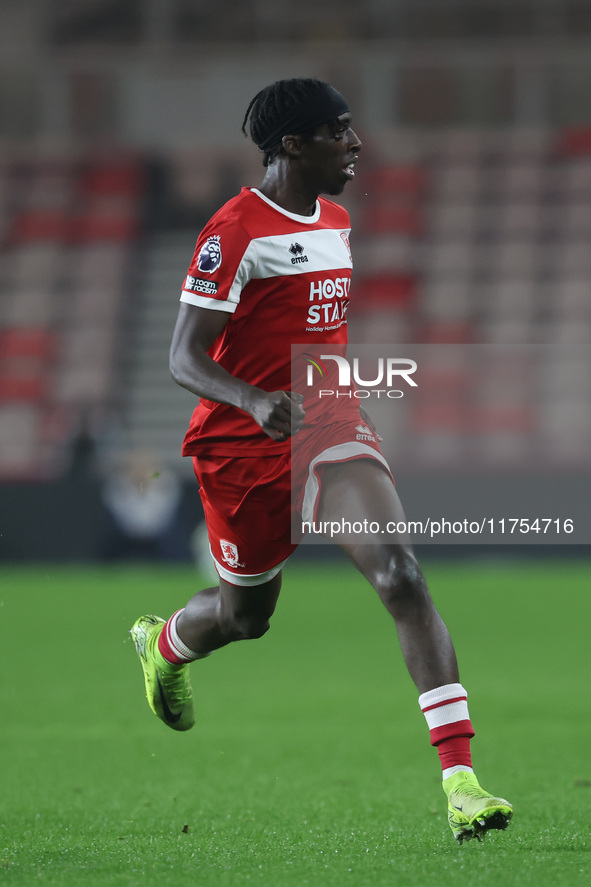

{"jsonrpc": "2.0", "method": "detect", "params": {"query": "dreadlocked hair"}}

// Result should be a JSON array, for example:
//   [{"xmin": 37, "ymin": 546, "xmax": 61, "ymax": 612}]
[{"xmin": 241, "ymin": 78, "xmax": 328, "ymax": 167}]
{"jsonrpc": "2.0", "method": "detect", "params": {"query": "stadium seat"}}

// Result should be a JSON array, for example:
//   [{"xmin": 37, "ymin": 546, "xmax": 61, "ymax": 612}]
[
  {"xmin": 347, "ymin": 311, "xmax": 410, "ymax": 344},
  {"xmin": 478, "ymin": 430, "xmax": 529, "ymax": 464},
  {"xmin": 0, "ymin": 403, "xmax": 41, "ymax": 478},
  {"xmin": 492, "ymin": 240, "xmax": 539, "ymax": 277},
  {"xmin": 557, "ymin": 125, "xmax": 591, "ymax": 157},
  {"xmin": 484, "ymin": 279, "xmax": 537, "ymax": 322},
  {"xmin": 11, "ymin": 209, "xmax": 70, "ymax": 242},
  {"xmin": 361, "ymin": 165, "xmax": 425, "ymax": 195},
  {"xmin": 549, "ymin": 320, "xmax": 591, "ymax": 343},
  {"xmin": 69, "ymin": 210, "xmax": 139, "ymax": 242},
  {"xmin": 496, "ymin": 201, "xmax": 541, "ymax": 236},
  {"xmin": 562, "ymin": 202, "xmax": 591, "ymax": 235},
  {"xmin": 54, "ymin": 362, "xmax": 112, "ymax": 403},
  {"xmin": 426, "ymin": 240, "xmax": 474, "ymax": 276},
  {"xmin": 360, "ymin": 204, "xmax": 422, "ymax": 235},
  {"xmin": 487, "ymin": 128, "xmax": 551, "ymax": 160},
  {"xmin": 493, "ymin": 162, "xmax": 545, "ymax": 197},
  {"xmin": 435, "ymin": 164, "xmax": 481, "ymax": 199},
  {"xmin": 10, "ymin": 243, "xmax": 62, "ymax": 287},
  {"xmin": 357, "ymin": 273, "xmax": 417, "ymax": 308},
  {"xmin": 3, "ymin": 290, "xmax": 57, "ymax": 327},
  {"xmin": 368, "ymin": 128, "xmax": 423, "ymax": 164},
  {"xmin": 420, "ymin": 279, "xmax": 472, "ymax": 321},
  {"xmin": 436, "ymin": 128, "xmax": 489, "ymax": 162},
  {"xmin": 354, "ymin": 235, "xmax": 415, "ymax": 274},
  {"xmin": 74, "ymin": 242, "xmax": 129, "ymax": 284},
  {"xmin": 562, "ymin": 159, "xmax": 591, "ymax": 195},
  {"xmin": 0, "ymin": 327, "xmax": 56, "ymax": 360},
  {"xmin": 414, "ymin": 320, "xmax": 477, "ymax": 344},
  {"xmin": 555, "ymin": 242, "xmax": 591, "ymax": 275},
  {"xmin": 428, "ymin": 201, "xmax": 479, "ymax": 238},
  {"xmin": 554, "ymin": 278, "xmax": 590, "ymax": 317},
  {"xmin": 481, "ymin": 320, "xmax": 535, "ymax": 343},
  {"xmin": 0, "ymin": 374, "xmax": 47, "ymax": 402},
  {"xmin": 79, "ymin": 161, "xmax": 145, "ymax": 198},
  {"xmin": 70, "ymin": 286, "xmax": 123, "ymax": 325}
]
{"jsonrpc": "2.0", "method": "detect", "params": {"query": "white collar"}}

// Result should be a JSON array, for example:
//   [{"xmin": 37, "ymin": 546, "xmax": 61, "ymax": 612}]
[{"xmin": 250, "ymin": 188, "xmax": 321, "ymax": 224}]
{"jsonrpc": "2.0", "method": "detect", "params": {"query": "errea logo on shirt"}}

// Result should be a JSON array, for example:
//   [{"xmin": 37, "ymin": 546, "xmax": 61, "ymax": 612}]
[{"xmin": 289, "ymin": 242, "xmax": 309, "ymax": 265}]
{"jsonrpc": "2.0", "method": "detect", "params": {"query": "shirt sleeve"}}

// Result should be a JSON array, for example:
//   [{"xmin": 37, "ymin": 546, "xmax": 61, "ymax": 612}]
[{"xmin": 180, "ymin": 214, "xmax": 256, "ymax": 314}]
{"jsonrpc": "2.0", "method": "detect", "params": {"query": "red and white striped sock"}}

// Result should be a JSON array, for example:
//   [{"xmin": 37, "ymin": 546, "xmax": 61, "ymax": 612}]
[
  {"xmin": 157, "ymin": 609, "xmax": 210, "ymax": 664},
  {"xmin": 419, "ymin": 683, "xmax": 475, "ymax": 780}
]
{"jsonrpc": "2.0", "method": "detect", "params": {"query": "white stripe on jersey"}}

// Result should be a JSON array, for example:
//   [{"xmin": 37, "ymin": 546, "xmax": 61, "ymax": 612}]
[
  {"xmin": 180, "ymin": 292, "xmax": 239, "ymax": 312},
  {"xmin": 250, "ymin": 229, "xmax": 352, "ymax": 279},
  {"xmin": 182, "ymin": 226, "xmax": 352, "ymax": 312},
  {"xmin": 225, "ymin": 228, "xmax": 352, "ymax": 307}
]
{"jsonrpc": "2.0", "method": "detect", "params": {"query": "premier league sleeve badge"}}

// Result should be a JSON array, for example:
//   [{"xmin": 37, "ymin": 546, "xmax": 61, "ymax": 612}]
[{"xmin": 196, "ymin": 235, "xmax": 223, "ymax": 274}]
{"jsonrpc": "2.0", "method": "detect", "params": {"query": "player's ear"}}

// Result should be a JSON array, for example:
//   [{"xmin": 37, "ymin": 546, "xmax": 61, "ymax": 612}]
[{"xmin": 281, "ymin": 133, "xmax": 304, "ymax": 158}]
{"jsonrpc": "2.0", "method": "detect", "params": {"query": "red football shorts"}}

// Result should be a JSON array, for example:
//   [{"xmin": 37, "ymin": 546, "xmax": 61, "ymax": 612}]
[{"xmin": 193, "ymin": 420, "xmax": 390, "ymax": 586}]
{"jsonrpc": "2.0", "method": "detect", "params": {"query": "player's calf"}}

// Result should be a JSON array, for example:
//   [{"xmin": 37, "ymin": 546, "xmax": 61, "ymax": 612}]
[{"xmin": 221, "ymin": 608, "xmax": 273, "ymax": 641}]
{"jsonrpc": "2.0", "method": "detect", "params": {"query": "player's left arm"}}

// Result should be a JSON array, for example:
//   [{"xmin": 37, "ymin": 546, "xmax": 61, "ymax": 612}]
[{"xmin": 170, "ymin": 302, "xmax": 305, "ymax": 440}]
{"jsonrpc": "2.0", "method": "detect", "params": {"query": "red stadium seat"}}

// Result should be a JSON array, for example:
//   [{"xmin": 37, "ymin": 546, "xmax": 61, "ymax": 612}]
[
  {"xmin": 357, "ymin": 273, "xmax": 417, "ymax": 308},
  {"xmin": 0, "ymin": 328, "xmax": 56, "ymax": 361},
  {"xmin": 11, "ymin": 209, "xmax": 70, "ymax": 242},
  {"xmin": 68, "ymin": 211, "xmax": 140, "ymax": 242},
  {"xmin": 362, "ymin": 165, "xmax": 426, "ymax": 195},
  {"xmin": 410, "ymin": 401, "xmax": 466, "ymax": 433},
  {"xmin": 79, "ymin": 162, "xmax": 145, "ymax": 198},
  {"xmin": 470, "ymin": 406, "xmax": 533, "ymax": 434},
  {"xmin": 558, "ymin": 126, "xmax": 591, "ymax": 157},
  {"xmin": 0, "ymin": 374, "xmax": 47, "ymax": 402},
  {"xmin": 361, "ymin": 204, "xmax": 423, "ymax": 235},
  {"xmin": 414, "ymin": 321, "xmax": 478, "ymax": 344}
]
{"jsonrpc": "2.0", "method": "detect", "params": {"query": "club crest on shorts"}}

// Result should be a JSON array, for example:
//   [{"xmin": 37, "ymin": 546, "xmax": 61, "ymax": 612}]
[
  {"xmin": 220, "ymin": 539, "xmax": 244, "ymax": 567},
  {"xmin": 196, "ymin": 235, "xmax": 222, "ymax": 274}
]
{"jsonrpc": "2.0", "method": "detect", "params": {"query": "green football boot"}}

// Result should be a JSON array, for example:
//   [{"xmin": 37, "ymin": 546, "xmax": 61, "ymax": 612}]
[
  {"xmin": 130, "ymin": 615, "xmax": 195, "ymax": 732},
  {"xmin": 443, "ymin": 770, "xmax": 513, "ymax": 844}
]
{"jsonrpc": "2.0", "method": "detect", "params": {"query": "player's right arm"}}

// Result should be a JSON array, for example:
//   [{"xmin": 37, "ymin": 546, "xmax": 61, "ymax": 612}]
[{"xmin": 170, "ymin": 302, "xmax": 305, "ymax": 441}]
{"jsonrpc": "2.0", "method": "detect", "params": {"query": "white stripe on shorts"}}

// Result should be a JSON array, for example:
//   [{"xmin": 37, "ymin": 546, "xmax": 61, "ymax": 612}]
[
  {"xmin": 212, "ymin": 554, "xmax": 287, "ymax": 587},
  {"xmin": 301, "ymin": 441, "xmax": 391, "ymax": 525}
]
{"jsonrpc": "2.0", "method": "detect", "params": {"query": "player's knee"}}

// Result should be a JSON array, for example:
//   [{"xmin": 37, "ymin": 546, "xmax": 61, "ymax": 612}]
[{"xmin": 371, "ymin": 551, "xmax": 428, "ymax": 616}]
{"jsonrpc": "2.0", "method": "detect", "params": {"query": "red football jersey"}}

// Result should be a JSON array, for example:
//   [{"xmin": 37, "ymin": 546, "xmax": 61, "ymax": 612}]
[{"xmin": 179, "ymin": 187, "xmax": 355, "ymax": 455}]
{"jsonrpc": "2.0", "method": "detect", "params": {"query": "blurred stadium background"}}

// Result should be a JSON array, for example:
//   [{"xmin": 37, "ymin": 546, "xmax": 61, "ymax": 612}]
[{"xmin": 1, "ymin": 0, "xmax": 591, "ymax": 560}]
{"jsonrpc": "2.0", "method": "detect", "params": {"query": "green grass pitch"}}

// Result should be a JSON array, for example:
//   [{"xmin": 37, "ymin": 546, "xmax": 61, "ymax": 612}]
[{"xmin": 1, "ymin": 558, "xmax": 590, "ymax": 886}]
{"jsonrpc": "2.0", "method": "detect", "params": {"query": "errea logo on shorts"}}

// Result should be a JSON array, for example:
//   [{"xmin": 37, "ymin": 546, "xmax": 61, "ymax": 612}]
[{"xmin": 355, "ymin": 423, "xmax": 376, "ymax": 442}]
